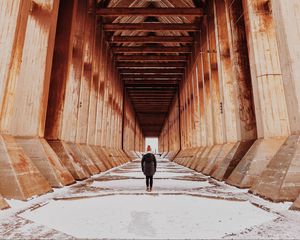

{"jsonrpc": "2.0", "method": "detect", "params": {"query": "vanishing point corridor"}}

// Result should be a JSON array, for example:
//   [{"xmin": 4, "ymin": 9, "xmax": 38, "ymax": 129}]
[{"xmin": 1, "ymin": 0, "xmax": 300, "ymax": 239}]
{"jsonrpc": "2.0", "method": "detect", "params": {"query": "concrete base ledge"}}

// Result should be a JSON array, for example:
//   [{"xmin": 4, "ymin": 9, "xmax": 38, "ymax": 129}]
[
  {"xmin": 211, "ymin": 140, "xmax": 255, "ymax": 181},
  {"xmin": 166, "ymin": 150, "xmax": 180, "ymax": 161},
  {"xmin": 291, "ymin": 194, "xmax": 300, "ymax": 211},
  {"xmin": 90, "ymin": 146, "xmax": 114, "ymax": 169},
  {"xmin": 190, "ymin": 147, "xmax": 205, "ymax": 170},
  {"xmin": 186, "ymin": 148, "xmax": 203, "ymax": 168},
  {"xmin": 205, "ymin": 143, "xmax": 235, "ymax": 176},
  {"xmin": 195, "ymin": 146, "xmax": 214, "ymax": 172},
  {"xmin": 226, "ymin": 137, "xmax": 287, "ymax": 188},
  {"xmin": 16, "ymin": 137, "xmax": 75, "ymax": 187},
  {"xmin": 250, "ymin": 135, "xmax": 300, "ymax": 202},
  {"xmin": 124, "ymin": 150, "xmax": 139, "ymax": 160},
  {"xmin": 0, "ymin": 134, "xmax": 52, "ymax": 200},
  {"xmin": 199, "ymin": 145, "xmax": 223, "ymax": 174},
  {"xmin": 0, "ymin": 194, "xmax": 9, "ymax": 210},
  {"xmin": 66, "ymin": 143, "xmax": 98, "ymax": 175},
  {"xmin": 79, "ymin": 145, "xmax": 107, "ymax": 172},
  {"xmin": 47, "ymin": 140, "xmax": 89, "ymax": 180}
]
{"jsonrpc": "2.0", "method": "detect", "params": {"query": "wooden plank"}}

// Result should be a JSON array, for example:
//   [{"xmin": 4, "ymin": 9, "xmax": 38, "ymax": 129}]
[
  {"xmin": 103, "ymin": 23, "xmax": 199, "ymax": 31},
  {"xmin": 117, "ymin": 62, "xmax": 186, "ymax": 68},
  {"xmin": 119, "ymin": 68, "xmax": 184, "ymax": 74},
  {"xmin": 112, "ymin": 46, "xmax": 191, "ymax": 53},
  {"xmin": 116, "ymin": 55, "xmax": 188, "ymax": 61},
  {"xmin": 121, "ymin": 74, "xmax": 183, "ymax": 79},
  {"xmin": 123, "ymin": 77, "xmax": 181, "ymax": 81},
  {"xmin": 97, "ymin": 7, "xmax": 204, "ymax": 16},
  {"xmin": 109, "ymin": 36, "xmax": 193, "ymax": 43}
]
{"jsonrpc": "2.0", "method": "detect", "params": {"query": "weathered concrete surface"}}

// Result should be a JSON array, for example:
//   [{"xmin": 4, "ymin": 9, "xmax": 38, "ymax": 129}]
[
  {"xmin": 90, "ymin": 146, "xmax": 114, "ymax": 169},
  {"xmin": 16, "ymin": 137, "xmax": 75, "ymax": 187},
  {"xmin": 189, "ymin": 147, "xmax": 205, "ymax": 170},
  {"xmin": 66, "ymin": 143, "xmax": 99, "ymax": 176},
  {"xmin": 226, "ymin": 138, "xmax": 286, "ymax": 188},
  {"xmin": 0, "ymin": 135, "xmax": 52, "ymax": 200},
  {"xmin": 0, "ymin": 194, "xmax": 9, "ymax": 210},
  {"xmin": 250, "ymin": 135, "xmax": 300, "ymax": 202},
  {"xmin": 47, "ymin": 140, "xmax": 89, "ymax": 181},
  {"xmin": 200, "ymin": 145, "xmax": 223, "ymax": 174},
  {"xmin": 195, "ymin": 147, "xmax": 214, "ymax": 172},
  {"xmin": 79, "ymin": 145, "xmax": 107, "ymax": 172},
  {"xmin": 206, "ymin": 143, "xmax": 236, "ymax": 176},
  {"xmin": 211, "ymin": 140, "xmax": 255, "ymax": 181},
  {"xmin": 291, "ymin": 194, "xmax": 300, "ymax": 211}
]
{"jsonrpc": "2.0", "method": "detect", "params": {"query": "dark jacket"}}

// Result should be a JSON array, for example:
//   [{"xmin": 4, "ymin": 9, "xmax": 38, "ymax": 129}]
[{"xmin": 141, "ymin": 153, "xmax": 157, "ymax": 177}]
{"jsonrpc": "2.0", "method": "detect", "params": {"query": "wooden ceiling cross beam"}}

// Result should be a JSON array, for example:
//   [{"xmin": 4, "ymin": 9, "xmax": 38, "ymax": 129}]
[
  {"xmin": 117, "ymin": 62, "xmax": 186, "ymax": 68},
  {"xmin": 119, "ymin": 69, "xmax": 184, "ymax": 74},
  {"xmin": 108, "ymin": 36, "xmax": 193, "ymax": 43},
  {"xmin": 121, "ymin": 74, "xmax": 183, "ymax": 78},
  {"xmin": 103, "ymin": 23, "xmax": 200, "ymax": 31},
  {"xmin": 112, "ymin": 46, "xmax": 191, "ymax": 54},
  {"xmin": 97, "ymin": 8, "xmax": 204, "ymax": 16},
  {"xmin": 116, "ymin": 55, "xmax": 188, "ymax": 61}
]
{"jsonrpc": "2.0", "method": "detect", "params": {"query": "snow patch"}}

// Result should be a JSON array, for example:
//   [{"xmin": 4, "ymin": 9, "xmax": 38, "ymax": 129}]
[
  {"xmin": 90, "ymin": 178, "xmax": 212, "ymax": 191},
  {"xmin": 20, "ymin": 195, "xmax": 277, "ymax": 239}
]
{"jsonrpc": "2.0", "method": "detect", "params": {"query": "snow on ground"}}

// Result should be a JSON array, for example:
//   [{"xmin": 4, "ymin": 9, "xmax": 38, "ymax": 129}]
[
  {"xmin": 90, "ymin": 178, "xmax": 213, "ymax": 191},
  {"xmin": 0, "ymin": 157, "xmax": 300, "ymax": 239},
  {"xmin": 20, "ymin": 195, "xmax": 277, "ymax": 239},
  {"xmin": 108, "ymin": 171, "xmax": 194, "ymax": 178}
]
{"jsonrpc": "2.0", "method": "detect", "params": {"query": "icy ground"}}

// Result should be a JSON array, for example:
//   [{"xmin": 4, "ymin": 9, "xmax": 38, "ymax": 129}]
[{"xmin": 0, "ymin": 158, "xmax": 300, "ymax": 239}]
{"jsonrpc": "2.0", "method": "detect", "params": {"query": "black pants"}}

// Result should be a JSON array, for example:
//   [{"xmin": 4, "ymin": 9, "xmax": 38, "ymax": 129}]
[{"xmin": 146, "ymin": 176, "xmax": 153, "ymax": 188}]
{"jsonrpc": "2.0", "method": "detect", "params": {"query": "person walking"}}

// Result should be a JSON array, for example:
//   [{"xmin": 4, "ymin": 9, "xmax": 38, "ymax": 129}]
[{"xmin": 141, "ymin": 152, "xmax": 157, "ymax": 192}]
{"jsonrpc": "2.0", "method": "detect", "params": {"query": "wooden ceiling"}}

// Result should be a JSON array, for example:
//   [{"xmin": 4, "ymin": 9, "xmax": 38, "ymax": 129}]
[{"xmin": 97, "ymin": 0, "xmax": 204, "ymax": 137}]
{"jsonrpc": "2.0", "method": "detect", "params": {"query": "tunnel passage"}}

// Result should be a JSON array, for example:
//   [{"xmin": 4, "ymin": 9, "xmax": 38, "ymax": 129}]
[{"xmin": 0, "ymin": 0, "xmax": 300, "ymax": 211}]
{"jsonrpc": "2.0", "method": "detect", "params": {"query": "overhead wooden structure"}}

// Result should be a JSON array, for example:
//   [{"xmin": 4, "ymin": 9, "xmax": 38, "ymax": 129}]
[{"xmin": 98, "ymin": 0, "xmax": 202, "ymax": 137}]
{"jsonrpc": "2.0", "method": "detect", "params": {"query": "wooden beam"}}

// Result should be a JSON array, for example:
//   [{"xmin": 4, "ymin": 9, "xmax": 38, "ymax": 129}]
[
  {"xmin": 108, "ymin": 36, "xmax": 193, "ymax": 43},
  {"xmin": 112, "ymin": 46, "xmax": 191, "ymax": 54},
  {"xmin": 117, "ymin": 62, "xmax": 186, "ymax": 68},
  {"xmin": 125, "ymin": 80, "xmax": 179, "ymax": 84},
  {"xmin": 123, "ymin": 78, "xmax": 181, "ymax": 81},
  {"xmin": 103, "ymin": 23, "xmax": 199, "ymax": 31},
  {"xmin": 116, "ymin": 55, "xmax": 187, "ymax": 61},
  {"xmin": 97, "ymin": 8, "xmax": 204, "ymax": 16},
  {"xmin": 119, "ymin": 69, "xmax": 184, "ymax": 74},
  {"xmin": 121, "ymin": 74, "xmax": 183, "ymax": 78}
]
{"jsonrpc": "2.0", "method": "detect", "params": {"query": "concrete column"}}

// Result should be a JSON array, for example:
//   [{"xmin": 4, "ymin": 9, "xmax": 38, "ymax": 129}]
[
  {"xmin": 247, "ymin": 0, "xmax": 300, "ymax": 202},
  {"xmin": 227, "ymin": 0, "xmax": 290, "ymax": 189},
  {"xmin": 0, "ymin": 0, "xmax": 77, "ymax": 200},
  {"xmin": 207, "ymin": 0, "xmax": 256, "ymax": 180}
]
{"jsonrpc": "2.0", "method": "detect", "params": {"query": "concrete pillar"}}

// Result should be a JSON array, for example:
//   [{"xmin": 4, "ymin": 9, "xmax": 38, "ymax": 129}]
[
  {"xmin": 248, "ymin": 0, "xmax": 300, "ymax": 202},
  {"xmin": 0, "ymin": 0, "xmax": 76, "ymax": 200},
  {"xmin": 207, "ymin": 0, "xmax": 256, "ymax": 181},
  {"xmin": 45, "ymin": 0, "xmax": 91, "ymax": 180},
  {"xmin": 227, "ymin": 0, "xmax": 290, "ymax": 189}
]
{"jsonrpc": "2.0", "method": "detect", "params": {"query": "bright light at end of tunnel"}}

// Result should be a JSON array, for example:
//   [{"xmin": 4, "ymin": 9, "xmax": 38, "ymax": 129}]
[{"xmin": 145, "ymin": 137, "xmax": 158, "ymax": 153}]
